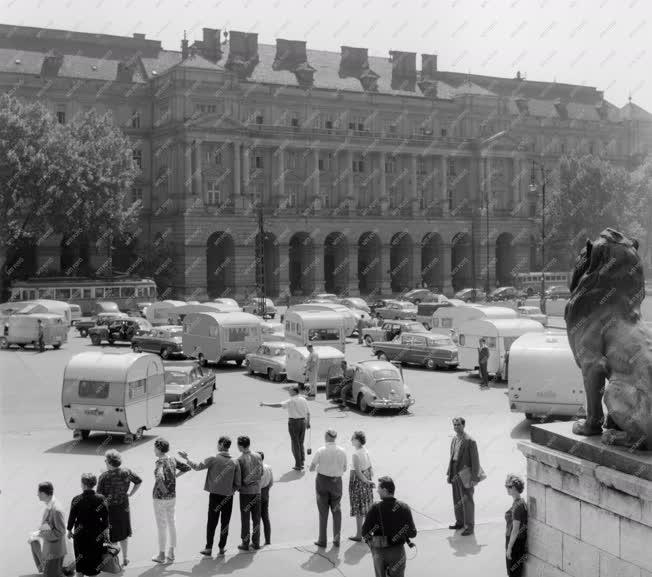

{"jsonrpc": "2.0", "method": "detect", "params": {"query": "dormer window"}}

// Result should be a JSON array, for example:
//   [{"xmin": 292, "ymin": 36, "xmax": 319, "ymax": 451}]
[{"xmin": 255, "ymin": 114, "xmax": 264, "ymax": 125}]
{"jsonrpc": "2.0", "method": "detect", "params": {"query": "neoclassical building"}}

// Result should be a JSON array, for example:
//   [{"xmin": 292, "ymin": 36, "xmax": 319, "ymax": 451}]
[{"xmin": 2, "ymin": 24, "xmax": 651, "ymax": 299}]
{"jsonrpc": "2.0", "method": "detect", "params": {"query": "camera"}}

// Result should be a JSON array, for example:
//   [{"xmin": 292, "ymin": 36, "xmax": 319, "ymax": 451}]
[{"xmin": 406, "ymin": 538, "xmax": 416, "ymax": 549}]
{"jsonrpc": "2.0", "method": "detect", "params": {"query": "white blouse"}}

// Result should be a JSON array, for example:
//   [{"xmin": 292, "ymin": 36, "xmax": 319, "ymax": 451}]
[{"xmin": 353, "ymin": 447, "xmax": 372, "ymax": 471}]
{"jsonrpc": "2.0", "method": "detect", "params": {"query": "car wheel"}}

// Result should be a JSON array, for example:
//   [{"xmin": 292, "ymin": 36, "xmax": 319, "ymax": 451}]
[
  {"xmin": 235, "ymin": 359, "xmax": 243, "ymax": 367},
  {"xmin": 90, "ymin": 335, "xmax": 101, "ymax": 346},
  {"xmin": 425, "ymin": 358, "xmax": 436, "ymax": 370},
  {"xmin": 198, "ymin": 354, "xmax": 207, "ymax": 367},
  {"xmin": 79, "ymin": 429, "xmax": 90, "ymax": 441},
  {"xmin": 525, "ymin": 413, "xmax": 534, "ymax": 420},
  {"xmin": 268, "ymin": 368, "xmax": 279, "ymax": 382},
  {"xmin": 206, "ymin": 393, "xmax": 214, "ymax": 406},
  {"xmin": 358, "ymin": 394, "xmax": 370, "ymax": 413},
  {"xmin": 377, "ymin": 352, "xmax": 389, "ymax": 361},
  {"xmin": 160, "ymin": 347, "xmax": 170, "ymax": 359},
  {"xmin": 448, "ymin": 364, "xmax": 458, "ymax": 370},
  {"xmin": 132, "ymin": 343, "xmax": 142, "ymax": 353},
  {"xmin": 0, "ymin": 337, "xmax": 8, "ymax": 349},
  {"xmin": 108, "ymin": 338, "xmax": 114, "ymax": 346},
  {"xmin": 134, "ymin": 427, "xmax": 144, "ymax": 441},
  {"xmin": 364, "ymin": 335, "xmax": 373, "ymax": 346},
  {"xmin": 188, "ymin": 400, "xmax": 198, "ymax": 417},
  {"xmin": 79, "ymin": 329, "xmax": 88, "ymax": 337},
  {"xmin": 53, "ymin": 343, "xmax": 61, "ymax": 350}
]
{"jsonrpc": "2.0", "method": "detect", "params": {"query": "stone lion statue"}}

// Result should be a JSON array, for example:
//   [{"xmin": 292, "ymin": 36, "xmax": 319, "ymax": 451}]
[{"xmin": 565, "ymin": 227, "xmax": 652, "ymax": 449}]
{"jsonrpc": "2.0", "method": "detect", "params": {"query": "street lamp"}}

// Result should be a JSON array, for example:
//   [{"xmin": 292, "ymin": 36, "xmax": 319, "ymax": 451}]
[
  {"xmin": 255, "ymin": 196, "xmax": 267, "ymax": 318},
  {"xmin": 483, "ymin": 159, "xmax": 490, "ymax": 297},
  {"xmin": 529, "ymin": 160, "xmax": 547, "ymax": 315}
]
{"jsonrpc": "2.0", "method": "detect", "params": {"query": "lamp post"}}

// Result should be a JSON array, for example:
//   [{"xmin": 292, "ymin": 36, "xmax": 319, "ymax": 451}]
[
  {"xmin": 483, "ymin": 158, "xmax": 490, "ymax": 297},
  {"xmin": 255, "ymin": 196, "xmax": 267, "ymax": 318},
  {"xmin": 529, "ymin": 160, "xmax": 547, "ymax": 315}
]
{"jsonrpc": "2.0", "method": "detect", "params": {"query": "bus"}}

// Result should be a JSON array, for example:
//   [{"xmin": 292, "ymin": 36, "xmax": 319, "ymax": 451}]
[
  {"xmin": 514, "ymin": 272, "xmax": 569, "ymax": 296},
  {"xmin": 8, "ymin": 277, "xmax": 157, "ymax": 315}
]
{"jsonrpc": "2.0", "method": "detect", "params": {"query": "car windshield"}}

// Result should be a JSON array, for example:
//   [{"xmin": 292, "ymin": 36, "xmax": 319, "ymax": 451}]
[
  {"xmin": 163, "ymin": 328, "xmax": 182, "ymax": 337},
  {"xmin": 271, "ymin": 347, "xmax": 286, "ymax": 356},
  {"xmin": 164, "ymin": 371, "xmax": 190, "ymax": 385},
  {"xmin": 428, "ymin": 337, "xmax": 454, "ymax": 346},
  {"xmin": 405, "ymin": 323, "xmax": 427, "ymax": 332}
]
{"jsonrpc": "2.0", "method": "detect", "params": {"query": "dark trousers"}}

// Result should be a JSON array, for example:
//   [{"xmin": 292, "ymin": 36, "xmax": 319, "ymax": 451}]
[
  {"xmin": 316, "ymin": 474, "xmax": 342, "ymax": 544},
  {"xmin": 260, "ymin": 486, "xmax": 271, "ymax": 543},
  {"xmin": 452, "ymin": 477, "xmax": 475, "ymax": 529},
  {"xmin": 479, "ymin": 362, "xmax": 489, "ymax": 386},
  {"xmin": 371, "ymin": 544, "xmax": 406, "ymax": 577},
  {"xmin": 506, "ymin": 537, "xmax": 527, "ymax": 577},
  {"xmin": 288, "ymin": 418, "xmax": 306, "ymax": 468},
  {"xmin": 206, "ymin": 493, "xmax": 233, "ymax": 551},
  {"xmin": 30, "ymin": 541, "xmax": 64, "ymax": 577},
  {"xmin": 239, "ymin": 493, "xmax": 261, "ymax": 547}
]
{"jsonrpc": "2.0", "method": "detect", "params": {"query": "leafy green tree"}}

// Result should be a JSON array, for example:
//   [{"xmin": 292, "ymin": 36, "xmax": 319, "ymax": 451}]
[{"xmin": 623, "ymin": 155, "xmax": 652, "ymax": 266}]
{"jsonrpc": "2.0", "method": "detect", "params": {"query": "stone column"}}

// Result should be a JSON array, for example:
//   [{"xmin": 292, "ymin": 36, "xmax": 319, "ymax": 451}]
[
  {"xmin": 441, "ymin": 244, "xmax": 454, "ymax": 296},
  {"xmin": 184, "ymin": 140, "xmax": 193, "ymax": 197},
  {"xmin": 242, "ymin": 146, "xmax": 250, "ymax": 197},
  {"xmin": 312, "ymin": 148, "xmax": 320, "ymax": 200},
  {"xmin": 346, "ymin": 245, "xmax": 359, "ymax": 297},
  {"xmin": 277, "ymin": 243, "xmax": 291, "ymax": 302},
  {"xmin": 485, "ymin": 156, "xmax": 494, "ymax": 216},
  {"xmin": 379, "ymin": 151, "xmax": 387, "ymax": 197},
  {"xmin": 440, "ymin": 155, "xmax": 449, "ymax": 216},
  {"xmin": 381, "ymin": 243, "xmax": 392, "ymax": 295},
  {"xmin": 276, "ymin": 146, "xmax": 285, "ymax": 206},
  {"xmin": 411, "ymin": 241, "xmax": 421, "ymax": 289},
  {"xmin": 345, "ymin": 150, "xmax": 355, "ymax": 214},
  {"xmin": 512, "ymin": 156, "xmax": 522, "ymax": 215},
  {"xmin": 233, "ymin": 142, "xmax": 241, "ymax": 198},
  {"xmin": 311, "ymin": 238, "xmax": 325, "ymax": 293},
  {"xmin": 410, "ymin": 155, "xmax": 420, "ymax": 216},
  {"xmin": 193, "ymin": 139, "xmax": 203, "ymax": 199}
]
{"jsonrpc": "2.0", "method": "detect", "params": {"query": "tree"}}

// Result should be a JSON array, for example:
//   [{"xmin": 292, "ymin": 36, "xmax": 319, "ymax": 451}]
[
  {"xmin": 0, "ymin": 94, "xmax": 138, "ymax": 298},
  {"xmin": 625, "ymin": 155, "xmax": 652, "ymax": 267},
  {"xmin": 544, "ymin": 154, "xmax": 631, "ymax": 268},
  {"xmin": 112, "ymin": 238, "xmax": 177, "ymax": 298}
]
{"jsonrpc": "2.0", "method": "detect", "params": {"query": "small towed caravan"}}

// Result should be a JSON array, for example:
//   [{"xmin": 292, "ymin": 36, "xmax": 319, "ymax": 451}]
[
  {"xmin": 285, "ymin": 345, "xmax": 345, "ymax": 386},
  {"xmin": 61, "ymin": 351, "xmax": 165, "ymax": 443},
  {"xmin": 146, "ymin": 300, "xmax": 186, "ymax": 326}
]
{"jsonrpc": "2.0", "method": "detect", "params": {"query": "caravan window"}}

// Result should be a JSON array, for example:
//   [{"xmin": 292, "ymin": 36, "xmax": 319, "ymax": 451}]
[
  {"xmin": 209, "ymin": 325, "xmax": 218, "ymax": 337},
  {"xmin": 441, "ymin": 318, "xmax": 453, "ymax": 328},
  {"xmin": 228, "ymin": 327, "xmax": 251, "ymax": 341},
  {"xmin": 485, "ymin": 337, "xmax": 497, "ymax": 348},
  {"xmin": 79, "ymin": 380, "xmax": 110, "ymax": 399},
  {"xmin": 128, "ymin": 378, "xmax": 147, "ymax": 400},
  {"xmin": 431, "ymin": 318, "xmax": 440, "ymax": 328},
  {"xmin": 308, "ymin": 328, "xmax": 340, "ymax": 341}
]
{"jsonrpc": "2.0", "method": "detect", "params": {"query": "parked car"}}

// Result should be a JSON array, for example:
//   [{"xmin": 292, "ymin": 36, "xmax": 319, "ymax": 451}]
[
  {"xmin": 517, "ymin": 306, "xmax": 548, "ymax": 326},
  {"xmin": 416, "ymin": 302, "xmax": 452, "ymax": 329},
  {"xmin": 338, "ymin": 297, "xmax": 371, "ymax": 314},
  {"xmin": 361, "ymin": 320, "xmax": 428, "ymax": 346},
  {"xmin": 314, "ymin": 293, "xmax": 339, "ymax": 302},
  {"xmin": 88, "ymin": 317, "xmax": 152, "ymax": 346},
  {"xmin": 486, "ymin": 286, "xmax": 525, "ymax": 302},
  {"xmin": 76, "ymin": 312, "xmax": 129, "ymax": 337},
  {"xmin": 330, "ymin": 359, "xmax": 414, "ymax": 413},
  {"xmin": 402, "ymin": 289, "xmax": 444, "ymax": 304},
  {"xmin": 245, "ymin": 341, "xmax": 295, "ymax": 382},
  {"xmin": 212, "ymin": 298, "xmax": 242, "ymax": 311},
  {"xmin": 162, "ymin": 360, "xmax": 216, "ymax": 417},
  {"xmin": 545, "ymin": 286, "xmax": 571, "ymax": 299},
  {"xmin": 371, "ymin": 332, "xmax": 459, "ymax": 370},
  {"xmin": 455, "ymin": 288, "xmax": 487, "ymax": 302},
  {"xmin": 131, "ymin": 325, "xmax": 184, "ymax": 358},
  {"xmin": 375, "ymin": 301, "xmax": 418, "ymax": 321},
  {"xmin": 368, "ymin": 299, "xmax": 401, "ymax": 315},
  {"xmin": 242, "ymin": 298, "xmax": 277, "ymax": 319}
]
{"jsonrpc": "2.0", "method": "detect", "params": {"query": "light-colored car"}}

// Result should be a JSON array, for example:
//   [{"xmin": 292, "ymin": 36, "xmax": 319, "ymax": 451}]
[
  {"xmin": 212, "ymin": 298, "xmax": 242, "ymax": 311},
  {"xmin": 314, "ymin": 293, "xmax": 339, "ymax": 302},
  {"xmin": 517, "ymin": 306, "xmax": 548, "ymax": 326},
  {"xmin": 242, "ymin": 298, "xmax": 277, "ymax": 319},
  {"xmin": 544, "ymin": 286, "xmax": 571, "ymax": 300},
  {"xmin": 338, "ymin": 297, "xmax": 371, "ymax": 314},
  {"xmin": 245, "ymin": 341, "xmax": 296, "ymax": 381},
  {"xmin": 372, "ymin": 332, "xmax": 459, "ymax": 370},
  {"xmin": 330, "ymin": 359, "xmax": 414, "ymax": 413},
  {"xmin": 361, "ymin": 320, "xmax": 428, "ymax": 346},
  {"xmin": 88, "ymin": 317, "xmax": 152, "ymax": 346},
  {"xmin": 163, "ymin": 360, "xmax": 216, "ymax": 416},
  {"xmin": 374, "ymin": 301, "xmax": 418, "ymax": 321},
  {"xmin": 131, "ymin": 325, "xmax": 184, "ymax": 358}
]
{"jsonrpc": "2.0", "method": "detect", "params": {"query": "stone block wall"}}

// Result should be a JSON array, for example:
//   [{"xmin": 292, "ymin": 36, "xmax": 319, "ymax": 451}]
[{"xmin": 518, "ymin": 441, "xmax": 652, "ymax": 577}]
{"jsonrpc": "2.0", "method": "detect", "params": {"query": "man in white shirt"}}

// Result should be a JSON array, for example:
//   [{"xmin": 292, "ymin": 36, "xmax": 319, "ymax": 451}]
[
  {"xmin": 305, "ymin": 344, "xmax": 319, "ymax": 398},
  {"xmin": 260, "ymin": 385, "xmax": 311, "ymax": 471},
  {"xmin": 309, "ymin": 429, "xmax": 347, "ymax": 548}
]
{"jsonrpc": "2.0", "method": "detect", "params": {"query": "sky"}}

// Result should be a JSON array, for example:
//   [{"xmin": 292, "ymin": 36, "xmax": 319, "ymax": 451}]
[{"xmin": 2, "ymin": 0, "xmax": 651, "ymax": 109}]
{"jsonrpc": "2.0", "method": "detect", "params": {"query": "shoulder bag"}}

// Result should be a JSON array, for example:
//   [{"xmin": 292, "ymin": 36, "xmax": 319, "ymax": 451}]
[
  {"xmin": 100, "ymin": 543, "xmax": 122, "ymax": 574},
  {"xmin": 370, "ymin": 505, "xmax": 389, "ymax": 549}
]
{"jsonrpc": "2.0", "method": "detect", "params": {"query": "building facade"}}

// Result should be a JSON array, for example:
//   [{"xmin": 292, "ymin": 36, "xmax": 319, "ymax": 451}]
[{"xmin": 1, "ymin": 24, "xmax": 651, "ymax": 299}]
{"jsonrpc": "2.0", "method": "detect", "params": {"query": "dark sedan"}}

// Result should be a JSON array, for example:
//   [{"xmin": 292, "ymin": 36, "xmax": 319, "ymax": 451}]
[
  {"xmin": 132, "ymin": 325, "xmax": 184, "ymax": 359},
  {"xmin": 88, "ymin": 317, "xmax": 152, "ymax": 346},
  {"xmin": 487, "ymin": 286, "xmax": 526, "ymax": 302},
  {"xmin": 163, "ymin": 361, "xmax": 216, "ymax": 417},
  {"xmin": 372, "ymin": 332, "xmax": 459, "ymax": 370}
]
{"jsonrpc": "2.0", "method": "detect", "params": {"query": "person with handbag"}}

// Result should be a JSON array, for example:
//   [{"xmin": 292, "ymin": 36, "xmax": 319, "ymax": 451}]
[
  {"xmin": 362, "ymin": 476, "xmax": 417, "ymax": 577},
  {"xmin": 446, "ymin": 417, "xmax": 485, "ymax": 536},
  {"xmin": 28, "ymin": 481, "xmax": 70, "ymax": 577},
  {"xmin": 67, "ymin": 473, "xmax": 110, "ymax": 576}
]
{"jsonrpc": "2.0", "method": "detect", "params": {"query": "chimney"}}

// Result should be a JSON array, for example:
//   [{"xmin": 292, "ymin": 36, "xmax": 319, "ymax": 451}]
[
  {"xmin": 40, "ymin": 51, "xmax": 64, "ymax": 78},
  {"xmin": 338, "ymin": 46, "xmax": 379, "ymax": 92},
  {"xmin": 389, "ymin": 50, "xmax": 416, "ymax": 91},
  {"xmin": 273, "ymin": 39, "xmax": 315, "ymax": 87},
  {"xmin": 596, "ymin": 99, "xmax": 609, "ymax": 120},
  {"xmin": 225, "ymin": 31, "xmax": 260, "ymax": 79},
  {"xmin": 116, "ymin": 59, "xmax": 137, "ymax": 82},
  {"xmin": 418, "ymin": 53, "xmax": 438, "ymax": 98},
  {"xmin": 200, "ymin": 28, "xmax": 222, "ymax": 63},
  {"xmin": 133, "ymin": 33, "xmax": 146, "ymax": 40},
  {"xmin": 181, "ymin": 32, "xmax": 189, "ymax": 60}
]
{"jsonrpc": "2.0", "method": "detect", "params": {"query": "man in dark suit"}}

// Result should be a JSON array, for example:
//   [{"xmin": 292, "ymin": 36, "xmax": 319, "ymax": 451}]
[{"xmin": 446, "ymin": 417, "xmax": 481, "ymax": 536}]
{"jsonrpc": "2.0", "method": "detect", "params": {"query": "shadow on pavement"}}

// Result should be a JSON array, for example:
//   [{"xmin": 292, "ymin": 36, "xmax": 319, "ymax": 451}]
[
  {"xmin": 510, "ymin": 419, "xmax": 532, "ymax": 439},
  {"xmin": 277, "ymin": 469, "xmax": 306, "ymax": 483},
  {"xmin": 45, "ymin": 432, "xmax": 154, "ymax": 455},
  {"xmin": 299, "ymin": 546, "xmax": 341, "ymax": 573},
  {"xmin": 132, "ymin": 555, "xmax": 217, "ymax": 576},
  {"xmin": 446, "ymin": 533, "xmax": 484, "ymax": 557},
  {"xmin": 342, "ymin": 541, "xmax": 370, "ymax": 565}
]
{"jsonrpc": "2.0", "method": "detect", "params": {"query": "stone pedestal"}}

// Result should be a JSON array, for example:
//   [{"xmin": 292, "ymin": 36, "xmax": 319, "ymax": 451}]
[{"xmin": 519, "ymin": 422, "xmax": 652, "ymax": 577}]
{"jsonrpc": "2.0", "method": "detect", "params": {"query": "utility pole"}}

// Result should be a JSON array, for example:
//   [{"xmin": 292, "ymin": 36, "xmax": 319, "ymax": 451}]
[{"xmin": 256, "ymin": 198, "xmax": 267, "ymax": 317}]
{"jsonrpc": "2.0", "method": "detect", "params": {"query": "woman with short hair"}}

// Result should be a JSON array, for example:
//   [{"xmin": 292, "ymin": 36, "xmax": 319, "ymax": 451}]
[
  {"xmin": 67, "ymin": 473, "xmax": 109, "ymax": 577},
  {"xmin": 97, "ymin": 449, "xmax": 142, "ymax": 567},
  {"xmin": 505, "ymin": 474, "xmax": 528, "ymax": 577},
  {"xmin": 348, "ymin": 430, "xmax": 375, "ymax": 542}
]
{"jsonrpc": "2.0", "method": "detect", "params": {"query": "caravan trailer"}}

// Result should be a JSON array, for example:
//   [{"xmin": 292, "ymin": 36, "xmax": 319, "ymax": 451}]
[
  {"xmin": 457, "ymin": 318, "xmax": 544, "ymax": 379},
  {"xmin": 284, "ymin": 309, "xmax": 347, "ymax": 352},
  {"xmin": 61, "ymin": 351, "xmax": 165, "ymax": 443},
  {"xmin": 1, "ymin": 313, "xmax": 68, "ymax": 350},
  {"xmin": 166, "ymin": 302, "xmax": 233, "ymax": 325},
  {"xmin": 431, "ymin": 305, "xmax": 517, "ymax": 338},
  {"xmin": 182, "ymin": 312, "xmax": 262, "ymax": 366},
  {"xmin": 146, "ymin": 300, "xmax": 186, "ymax": 326}
]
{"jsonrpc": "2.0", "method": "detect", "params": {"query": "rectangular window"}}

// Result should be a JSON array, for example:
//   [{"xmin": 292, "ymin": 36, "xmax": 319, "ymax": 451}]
[
  {"xmin": 255, "ymin": 155, "xmax": 264, "ymax": 169},
  {"xmin": 417, "ymin": 157, "xmax": 426, "ymax": 175},
  {"xmin": 94, "ymin": 287, "xmax": 104, "ymax": 298},
  {"xmin": 38, "ymin": 288, "xmax": 53, "ymax": 299},
  {"xmin": 79, "ymin": 380, "xmax": 110, "ymax": 399},
  {"xmin": 325, "ymin": 119, "xmax": 333, "ymax": 130},
  {"xmin": 441, "ymin": 128, "xmax": 448, "ymax": 137},
  {"xmin": 132, "ymin": 149, "xmax": 142, "ymax": 169},
  {"xmin": 255, "ymin": 114, "xmax": 264, "ymax": 124},
  {"xmin": 228, "ymin": 327, "xmax": 251, "ymax": 342},
  {"xmin": 120, "ymin": 286, "xmax": 135, "ymax": 297},
  {"xmin": 128, "ymin": 378, "xmax": 146, "ymax": 400},
  {"xmin": 205, "ymin": 180, "xmax": 221, "ymax": 205},
  {"xmin": 441, "ymin": 318, "xmax": 453, "ymax": 328},
  {"xmin": 55, "ymin": 288, "xmax": 71, "ymax": 300},
  {"xmin": 291, "ymin": 117, "xmax": 300, "ymax": 127},
  {"xmin": 287, "ymin": 185, "xmax": 297, "ymax": 208},
  {"xmin": 131, "ymin": 111, "xmax": 140, "ymax": 128},
  {"xmin": 308, "ymin": 328, "xmax": 340, "ymax": 341},
  {"xmin": 385, "ymin": 156, "xmax": 396, "ymax": 173},
  {"xmin": 57, "ymin": 110, "xmax": 66, "ymax": 124},
  {"xmin": 287, "ymin": 152, "xmax": 297, "ymax": 169},
  {"xmin": 104, "ymin": 287, "xmax": 114, "ymax": 298},
  {"xmin": 132, "ymin": 187, "xmax": 143, "ymax": 203},
  {"xmin": 447, "ymin": 158, "xmax": 456, "ymax": 177},
  {"xmin": 318, "ymin": 158, "xmax": 324, "ymax": 171}
]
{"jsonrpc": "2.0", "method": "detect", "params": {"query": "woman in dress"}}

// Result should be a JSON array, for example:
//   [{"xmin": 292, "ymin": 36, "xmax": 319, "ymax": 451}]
[
  {"xmin": 97, "ymin": 449, "xmax": 142, "ymax": 567},
  {"xmin": 505, "ymin": 473, "xmax": 528, "ymax": 577},
  {"xmin": 348, "ymin": 430, "xmax": 375, "ymax": 542},
  {"xmin": 67, "ymin": 473, "xmax": 109, "ymax": 577}
]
